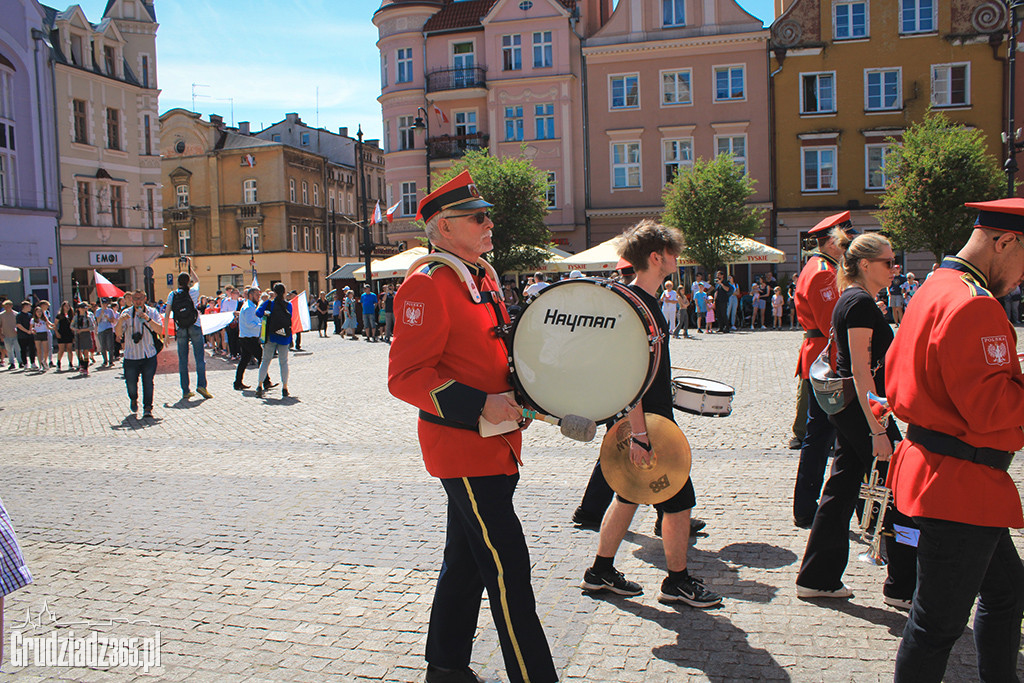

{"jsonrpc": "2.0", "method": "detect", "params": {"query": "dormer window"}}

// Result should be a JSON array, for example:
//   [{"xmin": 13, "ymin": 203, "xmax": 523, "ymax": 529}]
[
  {"xmin": 70, "ymin": 34, "xmax": 84, "ymax": 66},
  {"xmin": 103, "ymin": 45, "xmax": 116, "ymax": 76}
]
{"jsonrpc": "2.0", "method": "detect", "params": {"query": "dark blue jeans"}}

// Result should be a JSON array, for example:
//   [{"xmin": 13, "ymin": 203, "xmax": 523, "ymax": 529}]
[
  {"xmin": 895, "ymin": 517, "xmax": 1024, "ymax": 683},
  {"xmin": 123, "ymin": 354, "xmax": 157, "ymax": 411},
  {"xmin": 427, "ymin": 474, "xmax": 556, "ymax": 683},
  {"xmin": 175, "ymin": 323, "xmax": 207, "ymax": 393},
  {"xmin": 793, "ymin": 389, "xmax": 838, "ymax": 522}
]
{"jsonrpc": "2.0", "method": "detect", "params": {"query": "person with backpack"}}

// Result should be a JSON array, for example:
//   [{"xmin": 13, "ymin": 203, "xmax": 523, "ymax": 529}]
[
  {"xmin": 255, "ymin": 283, "xmax": 292, "ymax": 399},
  {"xmin": 167, "ymin": 261, "xmax": 212, "ymax": 400}
]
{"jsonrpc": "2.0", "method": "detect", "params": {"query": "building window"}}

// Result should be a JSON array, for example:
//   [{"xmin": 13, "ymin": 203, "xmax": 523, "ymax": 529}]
[
  {"xmin": 504, "ymin": 106, "xmax": 524, "ymax": 142},
  {"xmin": 932, "ymin": 63, "xmax": 969, "ymax": 107},
  {"xmin": 176, "ymin": 184, "xmax": 189, "ymax": 208},
  {"xmin": 802, "ymin": 146, "xmax": 838, "ymax": 192},
  {"xmin": 901, "ymin": 0, "xmax": 935, "ymax": 34},
  {"xmin": 398, "ymin": 115, "xmax": 415, "ymax": 150},
  {"xmin": 381, "ymin": 53, "xmax": 388, "ymax": 87},
  {"xmin": 329, "ymin": 191, "xmax": 335, "ymax": 212},
  {"xmin": 73, "ymin": 99, "xmax": 88, "ymax": 143},
  {"xmin": 661, "ymin": 69, "xmax": 692, "ymax": 106},
  {"xmin": 865, "ymin": 68, "xmax": 901, "ymax": 110},
  {"xmin": 243, "ymin": 179, "xmax": 257, "ymax": 204},
  {"xmin": 535, "ymin": 104, "xmax": 554, "ymax": 140},
  {"xmin": 143, "ymin": 114, "xmax": 152, "ymax": 154},
  {"xmin": 663, "ymin": 138, "xmax": 693, "ymax": 184},
  {"xmin": 452, "ymin": 42, "xmax": 475, "ymax": 86},
  {"xmin": 0, "ymin": 156, "xmax": 8, "ymax": 207},
  {"xmin": 533, "ymin": 31, "xmax": 552, "ymax": 68},
  {"xmin": 502, "ymin": 34, "xmax": 522, "ymax": 71},
  {"xmin": 103, "ymin": 45, "xmax": 116, "ymax": 76},
  {"xmin": 610, "ymin": 74, "xmax": 640, "ymax": 109},
  {"xmin": 302, "ymin": 181, "xmax": 308, "ymax": 205},
  {"xmin": 714, "ymin": 65, "xmax": 745, "ymax": 101},
  {"xmin": 663, "ymin": 0, "xmax": 685, "ymax": 26},
  {"xmin": 313, "ymin": 183, "xmax": 319, "ymax": 206},
  {"xmin": 0, "ymin": 69, "xmax": 10, "ymax": 120},
  {"xmin": 315, "ymin": 227, "xmax": 322, "ymax": 253},
  {"xmin": 288, "ymin": 225, "xmax": 297, "ymax": 251},
  {"xmin": 455, "ymin": 111, "xmax": 477, "ymax": 136},
  {"xmin": 303, "ymin": 225, "xmax": 310, "ymax": 251},
  {"xmin": 401, "ymin": 181, "xmax": 417, "ymax": 216},
  {"xmin": 289, "ymin": 178, "xmax": 296, "ymax": 202},
  {"xmin": 106, "ymin": 108, "xmax": 120, "ymax": 150},
  {"xmin": 611, "ymin": 142, "xmax": 641, "ymax": 189},
  {"xmin": 801, "ymin": 72, "xmax": 836, "ymax": 114},
  {"xmin": 715, "ymin": 135, "xmax": 747, "ymax": 174},
  {"xmin": 546, "ymin": 171, "xmax": 557, "ymax": 209},
  {"xmin": 866, "ymin": 144, "xmax": 892, "ymax": 190},
  {"xmin": 141, "ymin": 55, "xmax": 149, "ymax": 88},
  {"xmin": 245, "ymin": 226, "xmax": 260, "ymax": 252},
  {"xmin": 301, "ymin": 132, "xmax": 310, "ymax": 146},
  {"xmin": 178, "ymin": 229, "xmax": 191, "ymax": 256},
  {"xmin": 272, "ymin": 133, "xmax": 281, "ymax": 142},
  {"xmin": 110, "ymin": 185, "xmax": 124, "ymax": 226},
  {"xmin": 834, "ymin": 1, "xmax": 868, "ymax": 39},
  {"xmin": 146, "ymin": 187, "xmax": 155, "ymax": 228},
  {"xmin": 77, "ymin": 181, "xmax": 91, "ymax": 225},
  {"xmin": 70, "ymin": 34, "xmax": 84, "ymax": 66},
  {"xmin": 397, "ymin": 47, "xmax": 413, "ymax": 83}
]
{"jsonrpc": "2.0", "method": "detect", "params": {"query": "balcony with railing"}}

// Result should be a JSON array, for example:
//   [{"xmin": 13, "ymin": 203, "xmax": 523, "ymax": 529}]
[
  {"xmin": 427, "ymin": 133, "xmax": 490, "ymax": 160},
  {"xmin": 425, "ymin": 67, "xmax": 487, "ymax": 94},
  {"xmin": 167, "ymin": 208, "xmax": 191, "ymax": 223},
  {"xmin": 237, "ymin": 204, "xmax": 260, "ymax": 220}
]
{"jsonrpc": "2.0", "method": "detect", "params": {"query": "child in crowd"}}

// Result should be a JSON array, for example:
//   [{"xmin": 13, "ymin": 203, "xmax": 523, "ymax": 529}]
[
  {"xmin": 772, "ymin": 286, "xmax": 784, "ymax": 329},
  {"xmin": 694, "ymin": 283, "xmax": 708, "ymax": 333},
  {"xmin": 705, "ymin": 294, "xmax": 715, "ymax": 333}
]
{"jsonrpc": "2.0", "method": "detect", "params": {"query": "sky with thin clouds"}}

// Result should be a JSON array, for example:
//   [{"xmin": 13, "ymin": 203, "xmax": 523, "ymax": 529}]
[{"xmin": 73, "ymin": 0, "xmax": 776, "ymax": 141}]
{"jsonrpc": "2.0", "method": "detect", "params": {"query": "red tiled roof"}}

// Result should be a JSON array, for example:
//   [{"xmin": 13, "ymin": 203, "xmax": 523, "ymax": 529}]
[{"xmin": 423, "ymin": 0, "xmax": 575, "ymax": 34}]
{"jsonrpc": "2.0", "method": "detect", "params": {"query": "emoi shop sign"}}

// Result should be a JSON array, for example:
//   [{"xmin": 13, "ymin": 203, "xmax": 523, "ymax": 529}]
[{"xmin": 89, "ymin": 252, "xmax": 123, "ymax": 266}]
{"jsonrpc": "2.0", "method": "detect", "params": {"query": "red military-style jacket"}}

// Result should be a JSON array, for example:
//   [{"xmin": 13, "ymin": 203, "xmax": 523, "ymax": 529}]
[
  {"xmin": 885, "ymin": 257, "xmax": 1023, "ymax": 528},
  {"xmin": 794, "ymin": 252, "xmax": 840, "ymax": 379},
  {"xmin": 388, "ymin": 252, "xmax": 521, "ymax": 479}
]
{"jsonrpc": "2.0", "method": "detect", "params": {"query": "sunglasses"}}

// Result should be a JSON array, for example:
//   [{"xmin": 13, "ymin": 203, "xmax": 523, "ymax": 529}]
[
  {"xmin": 447, "ymin": 211, "xmax": 491, "ymax": 224},
  {"xmin": 867, "ymin": 258, "xmax": 896, "ymax": 269}
]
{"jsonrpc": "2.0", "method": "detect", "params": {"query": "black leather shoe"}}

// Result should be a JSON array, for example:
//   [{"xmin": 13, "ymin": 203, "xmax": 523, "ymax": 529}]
[
  {"xmin": 425, "ymin": 664, "xmax": 484, "ymax": 683},
  {"xmin": 234, "ymin": 383, "xmax": 249, "ymax": 391},
  {"xmin": 571, "ymin": 506, "xmax": 602, "ymax": 530},
  {"xmin": 264, "ymin": 381, "xmax": 279, "ymax": 389},
  {"xmin": 795, "ymin": 516, "xmax": 814, "ymax": 529}
]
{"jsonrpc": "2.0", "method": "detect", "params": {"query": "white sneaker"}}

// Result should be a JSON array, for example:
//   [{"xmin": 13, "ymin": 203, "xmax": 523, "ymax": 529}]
[
  {"xmin": 883, "ymin": 595, "xmax": 912, "ymax": 610},
  {"xmin": 797, "ymin": 584, "xmax": 853, "ymax": 599}
]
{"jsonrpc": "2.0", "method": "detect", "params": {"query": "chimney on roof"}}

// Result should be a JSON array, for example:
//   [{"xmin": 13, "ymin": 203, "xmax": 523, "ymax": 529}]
[
  {"xmin": 366, "ymin": 139, "xmax": 380, "ymax": 148},
  {"xmin": 339, "ymin": 127, "xmax": 348, "ymax": 137},
  {"xmin": 286, "ymin": 113, "xmax": 302, "ymax": 125},
  {"xmin": 209, "ymin": 114, "xmax": 224, "ymax": 128},
  {"xmin": 238, "ymin": 121, "xmax": 251, "ymax": 135}
]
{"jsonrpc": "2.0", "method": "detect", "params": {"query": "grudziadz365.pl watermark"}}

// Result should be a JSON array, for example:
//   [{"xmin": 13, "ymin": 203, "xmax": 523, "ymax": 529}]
[{"xmin": 10, "ymin": 630, "xmax": 162, "ymax": 673}]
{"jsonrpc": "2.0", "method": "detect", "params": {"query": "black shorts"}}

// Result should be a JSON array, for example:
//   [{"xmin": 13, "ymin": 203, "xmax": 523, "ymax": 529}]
[
  {"xmin": 616, "ymin": 476, "xmax": 696, "ymax": 513},
  {"xmin": 33, "ymin": 332, "xmax": 48, "ymax": 342}
]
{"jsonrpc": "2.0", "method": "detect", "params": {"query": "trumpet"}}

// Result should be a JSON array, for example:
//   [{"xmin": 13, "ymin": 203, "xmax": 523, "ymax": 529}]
[{"xmin": 858, "ymin": 457, "xmax": 892, "ymax": 566}]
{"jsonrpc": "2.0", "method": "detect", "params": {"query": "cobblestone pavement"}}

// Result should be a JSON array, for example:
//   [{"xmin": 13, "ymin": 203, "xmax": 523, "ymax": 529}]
[{"xmin": 1, "ymin": 328, "xmax": 1021, "ymax": 682}]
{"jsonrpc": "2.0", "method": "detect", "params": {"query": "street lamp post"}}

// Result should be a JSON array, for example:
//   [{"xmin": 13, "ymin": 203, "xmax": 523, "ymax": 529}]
[
  {"xmin": 411, "ymin": 106, "xmax": 432, "ymax": 194},
  {"xmin": 357, "ymin": 125, "xmax": 373, "ymax": 290},
  {"xmin": 1004, "ymin": 0, "xmax": 1024, "ymax": 196}
]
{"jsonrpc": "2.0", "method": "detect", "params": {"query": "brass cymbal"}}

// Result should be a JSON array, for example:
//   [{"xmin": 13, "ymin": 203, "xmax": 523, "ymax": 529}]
[{"xmin": 599, "ymin": 413, "xmax": 691, "ymax": 505}]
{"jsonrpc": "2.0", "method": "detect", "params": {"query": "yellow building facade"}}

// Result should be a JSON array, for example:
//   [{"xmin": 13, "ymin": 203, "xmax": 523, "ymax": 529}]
[{"xmin": 770, "ymin": 0, "xmax": 1008, "ymax": 276}]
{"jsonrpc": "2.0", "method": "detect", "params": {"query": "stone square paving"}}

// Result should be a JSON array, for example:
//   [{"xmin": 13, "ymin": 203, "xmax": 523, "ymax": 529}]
[{"xmin": 0, "ymin": 328, "xmax": 1021, "ymax": 682}]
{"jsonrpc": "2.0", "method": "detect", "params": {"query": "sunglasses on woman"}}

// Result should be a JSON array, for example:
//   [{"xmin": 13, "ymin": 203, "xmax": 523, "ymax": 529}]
[
  {"xmin": 867, "ymin": 258, "xmax": 896, "ymax": 269},
  {"xmin": 447, "ymin": 211, "xmax": 491, "ymax": 224}
]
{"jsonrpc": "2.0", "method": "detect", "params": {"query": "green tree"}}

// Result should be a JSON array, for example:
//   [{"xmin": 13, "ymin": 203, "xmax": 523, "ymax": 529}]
[
  {"xmin": 436, "ymin": 148, "xmax": 551, "ymax": 275},
  {"xmin": 879, "ymin": 111, "xmax": 1005, "ymax": 264},
  {"xmin": 661, "ymin": 153, "xmax": 765, "ymax": 273}
]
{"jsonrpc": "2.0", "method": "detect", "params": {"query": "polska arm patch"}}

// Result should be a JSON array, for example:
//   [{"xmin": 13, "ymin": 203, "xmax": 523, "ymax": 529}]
[
  {"xmin": 981, "ymin": 335, "xmax": 1011, "ymax": 366},
  {"xmin": 404, "ymin": 301, "xmax": 425, "ymax": 327}
]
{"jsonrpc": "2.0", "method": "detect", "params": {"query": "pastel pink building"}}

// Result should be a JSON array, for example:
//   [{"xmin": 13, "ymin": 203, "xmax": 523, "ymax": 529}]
[{"xmin": 373, "ymin": 0, "xmax": 768, "ymax": 253}]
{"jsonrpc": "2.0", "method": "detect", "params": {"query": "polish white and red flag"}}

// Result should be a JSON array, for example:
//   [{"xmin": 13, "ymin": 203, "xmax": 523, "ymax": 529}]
[
  {"xmin": 372, "ymin": 200, "xmax": 382, "ymax": 224},
  {"xmin": 432, "ymin": 103, "xmax": 449, "ymax": 125},
  {"xmin": 93, "ymin": 270, "xmax": 125, "ymax": 299},
  {"xmin": 385, "ymin": 200, "xmax": 401, "ymax": 223},
  {"xmin": 289, "ymin": 291, "xmax": 311, "ymax": 333}
]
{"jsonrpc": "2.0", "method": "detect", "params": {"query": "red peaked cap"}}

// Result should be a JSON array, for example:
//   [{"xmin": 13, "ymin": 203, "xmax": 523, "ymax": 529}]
[
  {"xmin": 416, "ymin": 170, "xmax": 493, "ymax": 223},
  {"xmin": 807, "ymin": 210, "xmax": 857, "ymax": 236},
  {"xmin": 965, "ymin": 198, "xmax": 1024, "ymax": 234}
]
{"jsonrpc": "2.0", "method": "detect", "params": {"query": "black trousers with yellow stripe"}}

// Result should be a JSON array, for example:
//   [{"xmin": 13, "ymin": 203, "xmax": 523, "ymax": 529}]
[{"xmin": 428, "ymin": 473, "xmax": 557, "ymax": 683}]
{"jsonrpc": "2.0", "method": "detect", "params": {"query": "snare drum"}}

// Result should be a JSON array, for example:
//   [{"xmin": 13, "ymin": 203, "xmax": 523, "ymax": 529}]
[
  {"xmin": 672, "ymin": 376, "xmax": 735, "ymax": 417},
  {"xmin": 509, "ymin": 278, "xmax": 661, "ymax": 423}
]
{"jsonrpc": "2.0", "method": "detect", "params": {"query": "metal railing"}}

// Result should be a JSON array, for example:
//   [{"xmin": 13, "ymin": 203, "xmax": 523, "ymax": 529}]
[
  {"xmin": 427, "ymin": 133, "xmax": 490, "ymax": 159},
  {"xmin": 238, "ymin": 205, "xmax": 259, "ymax": 219},
  {"xmin": 425, "ymin": 66, "xmax": 487, "ymax": 93}
]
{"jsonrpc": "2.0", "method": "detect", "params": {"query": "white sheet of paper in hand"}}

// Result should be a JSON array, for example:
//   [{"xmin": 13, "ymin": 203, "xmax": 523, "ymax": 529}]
[{"xmin": 478, "ymin": 391, "xmax": 520, "ymax": 437}]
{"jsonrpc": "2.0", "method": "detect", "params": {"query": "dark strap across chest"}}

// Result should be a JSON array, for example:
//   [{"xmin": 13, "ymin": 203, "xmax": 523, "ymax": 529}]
[{"xmin": 906, "ymin": 424, "xmax": 1014, "ymax": 472}]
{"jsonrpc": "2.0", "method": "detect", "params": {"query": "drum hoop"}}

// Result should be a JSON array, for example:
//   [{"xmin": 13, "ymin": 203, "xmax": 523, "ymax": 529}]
[
  {"xmin": 672, "ymin": 376, "xmax": 735, "ymax": 397},
  {"xmin": 508, "ymin": 277, "xmax": 662, "ymax": 423}
]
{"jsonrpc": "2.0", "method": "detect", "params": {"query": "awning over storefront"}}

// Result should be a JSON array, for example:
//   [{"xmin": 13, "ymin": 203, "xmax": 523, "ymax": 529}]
[
  {"xmin": 0, "ymin": 263, "xmax": 21, "ymax": 283},
  {"xmin": 556, "ymin": 234, "xmax": 785, "ymax": 272},
  {"xmin": 353, "ymin": 247, "xmax": 428, "ymax": 281},
  {"xmin": 327, "ymin": 262, "xmax": 365, "ymax": 280}
]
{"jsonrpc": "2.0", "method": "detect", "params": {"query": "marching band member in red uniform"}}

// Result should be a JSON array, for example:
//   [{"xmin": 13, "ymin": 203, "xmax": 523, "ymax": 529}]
[
  {"xmin": 792, "ymin": 212, "xmax": 854, "ymax": 527},
  {"xmin": 388, "ymin": 172, "xmax": 557, "ymax": 683},
  {"xmin": 887, "ymin": 198, "xmax": 1024, "ymax": 683}
]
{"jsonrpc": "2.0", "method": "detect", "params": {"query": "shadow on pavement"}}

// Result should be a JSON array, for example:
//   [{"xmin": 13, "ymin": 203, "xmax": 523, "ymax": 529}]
[{"xmin": 110, "ymin": 414, "xmax": 163, "ymax": 431}]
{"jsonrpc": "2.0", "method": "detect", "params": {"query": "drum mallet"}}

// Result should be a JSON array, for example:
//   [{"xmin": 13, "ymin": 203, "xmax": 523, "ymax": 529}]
[{"xmin": 522, "ymin": 409, "xmax": 598, "ymax": 442}]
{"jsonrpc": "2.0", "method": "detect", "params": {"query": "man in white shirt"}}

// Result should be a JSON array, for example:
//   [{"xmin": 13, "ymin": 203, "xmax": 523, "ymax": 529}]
[
  {"xmin": 523, "ymin": 272, "xmax": 549, "ymax": 299},
  {"xmin": 115, "ymin": 290, "xmax": 163, "ymax": 418}
]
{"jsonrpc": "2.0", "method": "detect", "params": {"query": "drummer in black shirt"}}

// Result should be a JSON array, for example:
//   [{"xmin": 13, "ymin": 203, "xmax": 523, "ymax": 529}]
[{"xmin": 579, "ymin": 220, "xmax": 722, "ymax": 608}]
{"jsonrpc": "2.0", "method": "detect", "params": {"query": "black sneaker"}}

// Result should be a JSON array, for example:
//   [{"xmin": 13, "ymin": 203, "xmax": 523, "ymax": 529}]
[
  {"xmin": 130, "ymin": 399, "xmax": 138, "ymax": 414},
  {"xmin": 659, "ymin": 571, "xmax": 722, "ymax": 608},
  {"xmin": 581, "ymin": 566, "xmax": 642, "ymax": 596},
  {"xmin": 654, "ymin": 516, "xmax": 706, "ymax": 537},
  {"xmin": 425, "ymin": 663, "xmax": 484, "ymax": 683},
  {"xmin": 571, "ymin": 506, "xmax": 602, "ymax": 530}
]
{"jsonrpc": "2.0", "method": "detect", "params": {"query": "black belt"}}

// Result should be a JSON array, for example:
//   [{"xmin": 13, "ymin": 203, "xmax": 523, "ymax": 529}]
[
  {"xmin": 418, "ymin": 409, "xmax": 477, "ymax": 432},
  {"xmin": 804, "ymin": 329, "xmax": 824, "ymax": 339},
  {"xmin": 906, "ymin": 424, "xmax": 1014, "ymax": 472}
]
